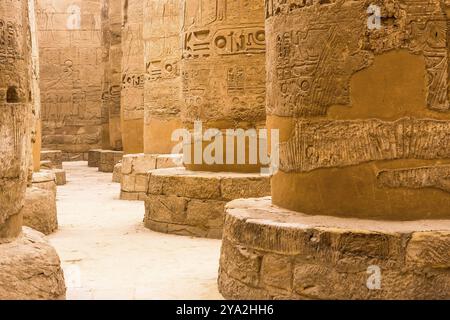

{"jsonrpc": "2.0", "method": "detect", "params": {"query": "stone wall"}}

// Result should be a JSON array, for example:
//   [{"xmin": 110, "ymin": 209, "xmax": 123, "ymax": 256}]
[
  {"xmin": 36, "ymin": 0, "xmax": 104, "ymax": 161},
  {"xmin": 143, "ymin": 0, "xmax": 183, "ymax": 155}
]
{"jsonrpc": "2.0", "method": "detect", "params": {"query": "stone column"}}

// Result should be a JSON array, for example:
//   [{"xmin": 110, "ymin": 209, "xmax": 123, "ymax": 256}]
[
  {"xmin": 143, "ymin": 0, "xmax": 183, "ymax": 155},
  {"xmin": 118, "ymin": 0, "xmax": 183, "ymax": 199},
  {"xmin": 37, "ymin": 0, "xmax": 104, "ymax": 161},
  {"xmin": 218, "ymin": 0, "xmax": 450, "ymax": 299},
  {"xmin": 107, "ymin": 0, "xmax": 123, "ymax": 151},
  {"xmin": 143, "ymin": 0, "xmax": 271, "ymax": 238},
  {"xmin": 121, "ymin": 0, "xmax": 144, "ymax": 154},
  {"xmin": 181, "ymin": 0, "xmax": 266, "ymax": 172},
  {"xmin": 0, "ymin": 0, "xmax": 65, "ymax": 299}
]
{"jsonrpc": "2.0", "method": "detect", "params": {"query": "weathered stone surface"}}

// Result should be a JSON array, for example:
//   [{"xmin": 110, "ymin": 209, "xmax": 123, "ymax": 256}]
[
  {"xmin": 112, "ymin": 162, "xmax": 122, "ymax": 183},
  {"xmin": 54, "ymin": 169, "xmax": 67, "ymax": 186},
  {"xmin": 121, "ymin": 0, "xmax": 144, "ymax": 153},
  {"xmin": 0, "ymin": 0, "xmax": 66, "ymax": 300},
  {"xmin": 32, "ymin": 170, "xmax": 57, "ymax": 196},
  {"xmin": 267, "ymin": 0, "xmax": 450, "ymax": 219},
  {"xmin": 36, "ymin": 0, "xmax": 104, "ymax": 160},
  {"xmin": 22, "ymin": 187, "xmax": 58, "ymax": 235},
  {"xmin": 144, "ymin": 167, "xmax": 270, "ymax": 238},
  {"xmin": 88, "ymin": 149, "xmax": 102, "ymax": 167},
  {"xmin": 0, "ymin": 227, "xmax": 66, "ymax": 299},
  {"xmin": 101, "ymin": 0, "xmax": 123, "ymax": 151},
  {"xmin": 143, "ymin": 0, "xmax": 183, "ymax": 155},
  {"xmin": 218, "ymin": 197, "xmax": 450, "ymax": 299},
  {"xmin": 40, "ymin": 150, "xmax": 63, "ymax": 169},
  {"xmin": 120, "ymin": 153, "xmax": 182, "ymax": 200},
  {"xmin": 99, "ymin": 150, "xmax": 123, "ymax": 172}
]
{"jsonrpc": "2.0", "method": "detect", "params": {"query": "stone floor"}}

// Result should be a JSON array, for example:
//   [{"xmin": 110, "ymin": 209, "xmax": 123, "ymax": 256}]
[{"xmin": 48, "ymin": 161, "xmax": 223, "ymax": 300}]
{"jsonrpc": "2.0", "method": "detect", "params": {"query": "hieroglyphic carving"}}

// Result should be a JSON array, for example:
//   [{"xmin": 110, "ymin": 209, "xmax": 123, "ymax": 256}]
[
  {"xmin": 37, "ymin": 0, "xmax": 104, "ymax": 158},
  {"xmin": 181, "ymin": 0, "xmax": 266, "ymax": 125},
  {"xmin": 280, "ymin": 118, "xmax": 450, "ymax": 172},
  {"xmin": 121, "ymin": 0, "xmax": 144, "ymax": 122},
  {"xmin": 267, "ymin": 0, "xmax": 450, "ymax": 117},
  {"xmin": 0, "ymin": 0, "xmax": 32, "ymax": 229}
]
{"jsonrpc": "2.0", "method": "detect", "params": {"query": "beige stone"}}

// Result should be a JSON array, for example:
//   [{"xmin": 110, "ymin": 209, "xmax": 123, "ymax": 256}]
[
  {"xmin": 218, "ymin": 197, "xmax": 450, "ymax": 299},
  {"xmin": 0, "ymin": 0, "xmax": 66, "ymax": 300},
  {"xmin": 22, "ymin": 187, "xmax": 58, "ymax": 235},
  {"xmin": 112, "ymin": 162, "xmax": 122, "ymax": 183},
  {"xmin": 99, "ymin": 150, "xmax": 123, "ymax": 172},
  {"xmin": 143, "ymin": 0, "xmax": 183, "ymax": 155},
  {"xmin": 54, "ymin": 169, "xmax": 67, "ymax": 186},
  {"xmin": 0, "ymin": 227, "xmax": 66, "ymax": 299},
  {"xmin": 37, "ymin": 0, "xmax": 104, "ymax": 160},
  {"xmin": 120, "ymin": 153, "xmax": 182, "ymax": 200},
  {"xmin": 32, "ymin": 170, "xmax": 57, "ymax": 196},
  {"xmin": 88, "ymin": 149, "xmax": 102, "ymax": 167},
  {"xmin": 40, "ymin": 150, "xmax": 63, "ymax": 169},
  {"xmin": 144, "ymin": 167, "xmax": 270, "ymax": 238}
]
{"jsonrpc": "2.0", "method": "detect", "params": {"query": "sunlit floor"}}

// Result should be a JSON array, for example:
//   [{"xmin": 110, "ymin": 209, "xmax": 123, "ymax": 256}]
[{"xmin": 48, "ymin": 161, "xmax": 223, "ymax": 300}]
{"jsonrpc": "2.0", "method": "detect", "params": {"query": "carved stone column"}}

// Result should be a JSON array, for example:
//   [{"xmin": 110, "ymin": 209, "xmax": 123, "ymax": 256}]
[
  {"xmin": 218, "ymin": 0, "xmax": 450, "ymax": 299},
  {"xmin": 0, "ymin": 0, "xmax": 65, "ymax": 299}
]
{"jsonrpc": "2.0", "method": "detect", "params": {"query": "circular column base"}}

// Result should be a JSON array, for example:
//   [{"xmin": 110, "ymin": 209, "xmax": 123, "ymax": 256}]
[
  {"xmin": 0, "ymin": 227, "xmax": 66, "ymax": 299},
  {"xmin": 219, "ymin": 197, "xmax": 450, "ymax": 299},
  {"xmin": 144, "ymin": 168, "xmax": 271, "ymax": 239},
  {"xmin": 22, "ymin": 186, "xmax": 58, "ymax": 235}
]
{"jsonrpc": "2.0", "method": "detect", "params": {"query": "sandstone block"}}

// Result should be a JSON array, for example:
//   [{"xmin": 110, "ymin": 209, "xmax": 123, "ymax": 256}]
[
  {"xmin": 218, "ymin": 197, "xmax": 450, "ymax": 300},
  {"xmin": 22, "ymin": 187, "xmax": 58, "ymax": 235},
  {"xmin": 53, "ymin": 169, "xmax": 67, "ymax": 186},
  {"xmin": 0, "ymin": 227, "xmax": 66, "ymax": 299}
]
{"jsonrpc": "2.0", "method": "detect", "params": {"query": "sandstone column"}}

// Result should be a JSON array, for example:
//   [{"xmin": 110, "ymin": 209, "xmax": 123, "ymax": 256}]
[
  {"xmin": 218, "ymin": 0, "xmax": 450, "ymax": 299},
  {"xmin": 143, "ymin": 0, "xmax": 183, "ymax": 155},
  {"xmin": 121, "ymin": 0, "xmax": 144, "ymax": 154},
  {"xmin": 181, "ymin": 0, "xmax": 266, "ymax": 173},
  {"xmin": 37, "ymin": 0, "xmax": 104, "ymax": 161},
  {"xmin": 119, "ymin": 0, "xmax": 184, "ymax": 199},
  {"xmin": 143, "ymin": 0, "xmax": 271, "ymax": 238},
  {"xmin": 0, "ymin": 0, "xmax": 65, "ymax": 299}
]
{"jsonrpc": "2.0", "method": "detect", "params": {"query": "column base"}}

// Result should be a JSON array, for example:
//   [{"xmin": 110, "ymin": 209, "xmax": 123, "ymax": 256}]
[
  {"xmin": 144, "ymin": 168, "xmax": 271, "ymax": 239},
  {"xmin": 218, "ymin": 197, "xmax": 450, "ymax": 299},
  {"xmin": 98, "ymin": 150, "xmax": 123, "ymax": 172},
  {"xmin": 120, "ymin": 153, "xmax": 182, "ymax": 200},
  {"xmin": 0, "ymin": 227, "xmax": 66, "ymax": 299},
  {"xmin": 22, "ymin": 187, "xmax": 58, "ymax": 235},
  {"xmin": 112, "ymin": 162, "xmax": 122, "ymax": 183}
]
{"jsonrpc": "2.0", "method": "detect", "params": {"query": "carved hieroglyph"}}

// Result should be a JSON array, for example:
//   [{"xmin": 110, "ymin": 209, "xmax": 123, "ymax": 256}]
[
  {"xmin": 181, "ymin": 0, "xmax": 266, "ymax": 171},
  {"xmin": 121, "ymin": 0, "xmax": 144, "ymax": 153},
  {"xmin": 101, "ymin": 0, "xmax": 123, "ymax": 150},
  {"xmin": 0, "ymin": 0, "xmax": 32, "ymax": 237},
  {"xmin": 267, "ymin": 0, "xmax": 450, "ymax": 219},
  {"xmin": 143, "ymin": 0, "xmax": 183, "ymax": 154},
  {"xmin": 36, "ymin": 0, "xmax": 103, "ymax": 160}
]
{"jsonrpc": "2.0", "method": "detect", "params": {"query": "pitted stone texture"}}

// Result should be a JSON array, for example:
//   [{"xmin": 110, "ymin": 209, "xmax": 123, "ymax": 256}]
[
  {"xmin": 0, "ymin": 227, "xmax": 66, "ymax": 299},
  {"xmin": 218, "ymin": 197, "xmax": 450, "ymax": 300},
  {"xmin": 53, "ymin": 169, "xmax": 67, "ymax": 185},
  {"xmin": 112, "ymin": 162, "xmax": 122, "ymax": 183},
  {"xmin": 40, "ymin": 150, "xmax": 63, "ymax": 169},
  {"xmin": 88, "ymin": 149, "xmax": 102, "ymax": 167},
  {"xmin": 99, "ymin": 150, "xmax": 123, "ymax": 172},
  {"xmin": 22, "ymin": 187, "xmax": 58, "ymax": 235},
  {"xmin": 120, "ymin": 153, "xmax": 182, "ymax": 200},
  {"xmin": 144, "ymin": 167, "xmax": 271, "ymax": 238},
  {"xmin": 32, "ymin": 170, "xmax": 57, "ymax": 196},
  {"xmin": 37, "ymin": 0, "xmax": 103, "ymax": 158}
]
